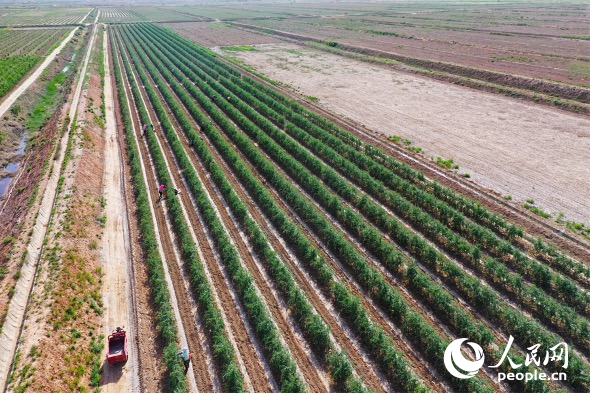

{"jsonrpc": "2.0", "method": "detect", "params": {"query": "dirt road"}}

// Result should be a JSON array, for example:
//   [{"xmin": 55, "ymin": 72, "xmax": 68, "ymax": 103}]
[
  {"xmin": 0, "ymin": 26, "xmax": 78, "ymax": 118},
  {"xmin": 0, "ymin": 22, "xmax": 98, "ymax": 390},
  {"xmin": 100, "ymin": 26, "xmax": 140, "ymax": 392},
  {"xmin": 226, "ymin": 43, "xmax": 590, "ymax": 224}
]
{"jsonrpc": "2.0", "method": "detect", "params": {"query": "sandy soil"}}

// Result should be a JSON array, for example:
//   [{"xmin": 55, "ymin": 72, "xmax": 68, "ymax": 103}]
[
  {"xmin": 100, "ymin": 27, "xmax": 139, "ymax": 392},
  {"xmin": 226, "ymin": 43, "xmax": 590, "ymax": 224}
]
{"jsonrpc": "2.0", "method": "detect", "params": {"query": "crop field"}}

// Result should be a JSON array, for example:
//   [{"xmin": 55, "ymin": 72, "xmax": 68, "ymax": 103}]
[
  {"xmin": 0, "ymin": 7, "xmax": 91, "ymax": 26},
  {"xmin": 0, "ymin": 2, "xmax": 589, "ymax": 393},
  {"xmin": 99, "ymin": 8, "xmax": 142, "ymax": 23},
  {"xmin": 162, "ymin": 21, "xmax": 284, "ymax": 47},
  {"xmin": 105, "ymin": 21, "xmax": 590, "ymax": 392},
  {"xmin": 98, "ymin": 7, "xmax": 206, "ymax": 23},
  {"xmin": 0, "ymin": 28, "xmax": 70, "ymax": 57},
  {"xmin": 0, "ymin": 27, "xmax": 71, "ymax": 99},
  {"xmin": 232, "ymin": 6, "xmax": 590, "ymax": 87}
]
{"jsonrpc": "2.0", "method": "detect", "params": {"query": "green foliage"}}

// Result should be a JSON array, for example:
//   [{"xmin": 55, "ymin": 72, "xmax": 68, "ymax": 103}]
[
  {"xmin": 0, "ymin": 55, "xmax": 40, "ymax": 98},
  {"xmin": 435, "ymin": 156, "xmax": 459, "ymax": 169},
  {"xmin": 10, "ymin": 104, "xmax": 21, "ymax": 116},
  {"xmin": 220, "ymin": 45, "xmax": 256, "ymax": 51},
  {"xmin": 26, "ymin": 70, "xmax": 67, "ymax": 133},
  {"xmin": 116, "ymin": 23, "xmax": 590, "ymax": 393}
]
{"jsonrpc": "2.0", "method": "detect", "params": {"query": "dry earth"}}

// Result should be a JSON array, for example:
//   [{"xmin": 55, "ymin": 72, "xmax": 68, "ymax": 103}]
[
  {"xmin": 100, "ymin": 26, "xmax": 139, "ymax": 392},
  {"xmin": 224, "ymin": 43, "xmax": 590, "ymax": 224}
]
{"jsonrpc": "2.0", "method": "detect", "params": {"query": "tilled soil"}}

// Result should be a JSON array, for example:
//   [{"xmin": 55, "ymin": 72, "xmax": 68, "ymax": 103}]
[{"xmin": 163, "ymin": 21, "xmax": 283, "ymax": 47}]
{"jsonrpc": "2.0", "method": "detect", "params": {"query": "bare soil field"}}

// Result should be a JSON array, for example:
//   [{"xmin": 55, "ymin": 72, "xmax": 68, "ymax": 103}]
[
  {"xmin": 162, "ymin": 21, "xmax": 283, "ymax": 47},
  {"xmin": 242, "ymin": 18, "xmax": 590, "ymax": 87},
  {"xmin": 223, "ymin": 43, "xmax": 590, "ymax": 224}
]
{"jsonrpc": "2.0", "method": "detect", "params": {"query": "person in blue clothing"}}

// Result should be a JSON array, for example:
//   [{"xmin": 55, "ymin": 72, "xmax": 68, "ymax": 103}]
[{"xmin": 178, "ymin": 348, "xmax": 191, "ymax": 374}]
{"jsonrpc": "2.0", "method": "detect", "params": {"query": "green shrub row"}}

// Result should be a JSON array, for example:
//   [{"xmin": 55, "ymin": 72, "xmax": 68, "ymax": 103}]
[
  {"xmin": 168, "ymin": 44, "xmax": 590, "ymax": 351},
  {"xmin": 129, "ymin": 24, "xmax": 494, "ymax": 393},
  {"xmin": 150, "ymin": 24, "xmax": 520, "ymax": 241},
  {"xmin": 150, "ymin": 25, "xmax": 590, "ymax": 321},
  {"xmin": 115, "ymin": 27, "xmax": 304, "ymax": 393},
  {"xmin": 118, "ymin": 24, "xmax": 366, "ymax": 393},
  {"xmin": 135, "ymin": 23, "xmax": 590, "ymax": 390},
  {"xmin": 532, "ymin": 236, "xmax": 590, "ymax": 287},
  {"xmin": 109, "ymin": 28, "xmax": 186, "ymax": 393},
  {"xmin": 113, "ymin": 30, "xmax": 244, "ymax": 392},
  {"xmin": 123, "ymin": 24, "xmax": 433, "ymax": 393}
]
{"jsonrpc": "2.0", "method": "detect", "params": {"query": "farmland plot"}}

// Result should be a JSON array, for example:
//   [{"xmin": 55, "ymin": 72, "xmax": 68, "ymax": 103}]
[
  {"xmin": 0, "ymin": 7, "xmax": 91, "ymax": 26},
  {"xmin": 108, "ymin": 23, "xmax": 590, "ymax": 392}
]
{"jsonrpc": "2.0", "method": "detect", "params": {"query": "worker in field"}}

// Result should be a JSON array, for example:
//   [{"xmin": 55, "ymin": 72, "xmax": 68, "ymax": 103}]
[
  {"xmin": 142, "ymin": 124, "xmax": 147, "ymax": 135},
  {"xmin": 179, "ymin": 348, "xmax": 191, "ymax": 374},
  {"xmin": 189, "ymin": 135, "xmax": 201, "ymax": 147},
  {"xmin": 173, "ymin": 188, "xmax": 180, "ymax": 196},
  {"xmin": 158, "ymin": 184, "xmax": 165, "ymax": 202}
]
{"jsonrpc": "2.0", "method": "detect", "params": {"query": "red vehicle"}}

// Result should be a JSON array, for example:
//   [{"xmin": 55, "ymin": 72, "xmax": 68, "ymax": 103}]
[{"xmin": 106, "ymin": 327, "xmax": 128, "ymax": 365}]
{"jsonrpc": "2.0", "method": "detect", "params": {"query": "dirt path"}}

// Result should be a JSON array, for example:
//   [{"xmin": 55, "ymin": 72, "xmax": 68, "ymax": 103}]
[
  {"xmin": 0, "ymin": 26, "xmax": 78, "ymax": 118},
  {"xmin": 100, "ymin": 27, "xmax": 140, "ymax": 393},
  {"xmin": 79, "ymin": 8, "xmax": 94, "ymax": 24},
  {"xmin": 226, "ymin": 43, "xmax": 590, "ymax": 224},
  {"xmin": 0, "ymin": 22, "xmax": 98, "ymax": 391}
]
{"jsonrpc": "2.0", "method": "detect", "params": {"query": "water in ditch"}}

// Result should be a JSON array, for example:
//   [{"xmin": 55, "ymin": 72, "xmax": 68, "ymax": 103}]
[{"xmin": 0, "ymin": 137, "xmax": 27, "ymax": 199}]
